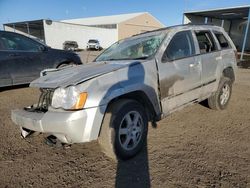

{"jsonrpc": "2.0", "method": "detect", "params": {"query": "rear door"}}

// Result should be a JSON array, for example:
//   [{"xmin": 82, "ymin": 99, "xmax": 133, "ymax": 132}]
[
  {"xmin": 0, "ymin": 32, "xmax": 44, "ymax": 85},
  {"xmin": 213, "ymin": 30, "xmax": 236, "ymax": 69},
  {"xmin": 194, "ymin": 30, "xmax": 220, "ymax": 98},
  {"xmin": 157, "ymin": 30, "xmax": 202, "ymax": 114}
]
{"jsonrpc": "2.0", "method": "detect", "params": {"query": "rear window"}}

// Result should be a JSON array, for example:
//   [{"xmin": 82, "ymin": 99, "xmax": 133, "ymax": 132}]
[
  {"xmin": 214, "ymin": 32, "xmax": 231, "ymax": 49},
  {"xmin": 195, "ymin": 31, "xmax": 217, "ymax": 54}
]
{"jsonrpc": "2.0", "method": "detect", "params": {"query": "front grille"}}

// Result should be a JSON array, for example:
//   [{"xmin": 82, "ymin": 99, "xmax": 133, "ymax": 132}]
[
  {"xmin": 24, "ymin": 89, "xmax": 54, "ymax": 113},
  {"xmin": 37, "ymin": 89, "xmax": 54, "ymax": 111}
]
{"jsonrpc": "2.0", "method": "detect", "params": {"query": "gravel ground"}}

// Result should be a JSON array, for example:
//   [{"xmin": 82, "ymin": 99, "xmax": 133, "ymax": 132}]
[{"xmin": 0, "ymin": 58, "xmax": 249, "ymax": 187}]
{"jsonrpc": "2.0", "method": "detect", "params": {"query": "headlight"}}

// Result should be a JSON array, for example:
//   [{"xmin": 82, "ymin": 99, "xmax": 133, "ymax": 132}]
[{"xmin": 52, "ymin": 86, "xmax": 88, "ymax": 110}]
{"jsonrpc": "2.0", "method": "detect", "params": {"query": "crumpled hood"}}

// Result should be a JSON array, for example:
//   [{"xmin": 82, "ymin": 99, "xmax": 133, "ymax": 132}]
[{"xmin": 30, "ymin": 61, "xmax": 137, "ymax": 88}]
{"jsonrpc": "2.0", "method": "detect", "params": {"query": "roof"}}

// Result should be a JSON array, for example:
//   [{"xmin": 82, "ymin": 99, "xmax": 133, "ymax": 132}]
[
  {"xmin": 4, "ymin": 19, "xmax": 44, "ymax": 29},
  {"xmin": 61, "ymin": 12, "xmax": 147, "ymax": 25},
  {"xmin": 184, "ymin": 5, "xmax": 250, "ymax": 20}
]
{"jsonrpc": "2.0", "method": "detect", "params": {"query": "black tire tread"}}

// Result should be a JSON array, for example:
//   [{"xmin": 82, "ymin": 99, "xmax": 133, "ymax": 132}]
[
  {"xmin": 98, "ymin": 99, "xmax": 131, "ymax": 160},
  {"xmin": 208, "ymin": 77, "xmax": 232, "ymax": 110},
  {"xmin": 98, "ymin": 99, "xmax": 147, "ymax": 160}
]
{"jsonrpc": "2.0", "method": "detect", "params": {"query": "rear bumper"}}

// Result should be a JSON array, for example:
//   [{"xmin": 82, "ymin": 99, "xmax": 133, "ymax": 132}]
[{"xmin": 11, "ymin": 108, "xmax": 95, "ymax": 144}]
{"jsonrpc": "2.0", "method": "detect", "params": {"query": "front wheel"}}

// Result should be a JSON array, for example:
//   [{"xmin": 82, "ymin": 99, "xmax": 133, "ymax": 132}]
[
  {"xmin": 98, "ymin": 99, "xmax": 148, "ymax": 160},
  {"xmin": 208, "ymin": 77, "xmax": 232, "ymax": 110}
]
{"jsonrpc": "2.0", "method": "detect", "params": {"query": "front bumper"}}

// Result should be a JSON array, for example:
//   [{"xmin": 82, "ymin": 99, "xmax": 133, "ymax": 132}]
[
  {"xmin": 87, "ymin": 45, "xmax": 99, "ymax": 49},
  {"xmin": 11, "ymin": 107, "xmax": 98, "ymax": 144}
]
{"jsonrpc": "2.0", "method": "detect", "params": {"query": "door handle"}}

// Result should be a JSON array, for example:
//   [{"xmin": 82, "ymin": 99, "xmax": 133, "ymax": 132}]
[
  {"xmin": 9, "ymin": 53, "xmax": 21, "ymax": 57},
  {"xmin": 189, "ymin": 63, "xmax": 199, "ymax": 68},
  {"xmin": 216, "ymin": 56, "xmax": 222, "ymax": 61}
]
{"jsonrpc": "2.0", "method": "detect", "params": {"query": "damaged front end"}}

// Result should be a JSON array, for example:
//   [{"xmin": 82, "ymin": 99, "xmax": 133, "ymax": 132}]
[
  {"xmin": 20, "ymin": 88, "xmax": 54, "ymax": 138},
  {"xmin": 12, "ymin": 59, "xmax": 143, "ymax": 145},
  {"xmin": 24, "ymin": 88, "xmax": 54, "ymax": 113}
]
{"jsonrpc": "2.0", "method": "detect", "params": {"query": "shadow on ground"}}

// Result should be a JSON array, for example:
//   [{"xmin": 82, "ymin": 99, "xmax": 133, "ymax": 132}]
[{"xmin": 115, "ymin": 141, "xmax": 150, "ymax": 188}]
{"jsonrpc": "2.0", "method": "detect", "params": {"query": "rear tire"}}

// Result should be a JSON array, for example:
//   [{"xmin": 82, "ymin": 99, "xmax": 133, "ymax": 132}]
[
  {"xmin": 208, "ymin": 77, "xmax": 232, "ymax": 110},
  {"xmin": 98, "ymin": 99, "xmax": 148, "ymax": 160}
]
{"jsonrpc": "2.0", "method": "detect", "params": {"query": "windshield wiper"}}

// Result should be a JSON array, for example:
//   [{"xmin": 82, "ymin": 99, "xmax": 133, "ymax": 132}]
[{"xmin": 129, "ymin": 56, "xmax": 149, "ymax": 60}]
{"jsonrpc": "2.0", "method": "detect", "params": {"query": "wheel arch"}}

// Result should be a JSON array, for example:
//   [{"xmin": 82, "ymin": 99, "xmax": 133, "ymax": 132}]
[
  {"xmin": 222, "ymin": 66, "xmax": 235, "ymax": 82},
  {"xmin": 97, "ymin": 90, "xmax": 159, "ymax": 138},
  {"xmin": 106, "ymin": 90, "xmax": 158, "ymax": 122},
  {"xmin": 56, "ymin": 60, "xmax": 74, "ymax": 68}
]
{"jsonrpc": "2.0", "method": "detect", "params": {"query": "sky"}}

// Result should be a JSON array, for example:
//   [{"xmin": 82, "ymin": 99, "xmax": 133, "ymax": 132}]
[{"xmin": 0, "ymin": 0, "xmax": 249, "ymax": 29}]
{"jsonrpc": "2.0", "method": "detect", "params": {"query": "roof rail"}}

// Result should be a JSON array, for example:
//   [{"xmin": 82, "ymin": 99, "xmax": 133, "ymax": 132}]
[
  {"xmin": 131, "ymin": 23, "xmax": 221, "ymax": 37},
  {"xmin": 186, "ymin": 23, "xmax": 217, "ymax": 26}
]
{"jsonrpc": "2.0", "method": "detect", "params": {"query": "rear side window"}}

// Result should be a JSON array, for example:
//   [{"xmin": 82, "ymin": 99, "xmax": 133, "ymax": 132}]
[
  {"xmin": 162, "ymin": 31, "xmax": 195, "ymax": 61},
  {"xmin": 195, "ymin": 31, "xmax": 217, "ymax": 54},
  {"xmin": 214, "ymin": 32, "xmax": 231, "ymax": 49}
]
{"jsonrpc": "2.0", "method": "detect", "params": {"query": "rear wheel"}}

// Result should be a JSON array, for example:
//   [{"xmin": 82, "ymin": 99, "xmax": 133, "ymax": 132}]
[
  {"xmin": 98, "ymin": 99, "xmax": 148, "ymax": 160},
  {"xmin": 208, "ymin": 77, "xmax": 232, "ymax": 110}
]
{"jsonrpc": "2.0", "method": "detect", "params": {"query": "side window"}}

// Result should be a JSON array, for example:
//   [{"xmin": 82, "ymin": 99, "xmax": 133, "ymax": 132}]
[
  {"xmin": 0, "ymin": 38, "xmax": 6, "ymax": 50},
  {"xmin": 195, "ymin": 31, "xmax": 217, "ymax": 54},
  {"xmin": 162, "ymin": 31, "xmax": 195, "ymax": 61},
  {"xmin": 214, "ymin": 31, "xmax": 231, "ymax": 49},
  {"xmin": 0, "ymin": 33, "xmax": 41, "ymax": 52}
]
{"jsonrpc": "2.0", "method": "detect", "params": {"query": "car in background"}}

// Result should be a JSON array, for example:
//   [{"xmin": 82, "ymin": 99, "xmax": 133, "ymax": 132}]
[
  {"xmin": 0, "ymin": 31, "xmax": 82, "ymax": 87},
  {"xmin": 86, "ymin": 39, "xmax": 102, "ymax": 50},
  {"xmin": 63, "ymin": 41, "xmax": 79, "ymax": 51}
]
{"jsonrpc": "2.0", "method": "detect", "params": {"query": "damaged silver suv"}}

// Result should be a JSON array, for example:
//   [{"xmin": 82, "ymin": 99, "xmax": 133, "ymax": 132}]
[{"xmin": 12, "ymin": 25, "xmax": 237, "ymax": 160}]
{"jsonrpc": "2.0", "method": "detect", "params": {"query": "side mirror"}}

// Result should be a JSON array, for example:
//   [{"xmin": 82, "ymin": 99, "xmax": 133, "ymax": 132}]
[
  {"xmin": 162, "ymin": 54, "xmax": 173, "ymax": 63},
  {"xmin": 39, "ymin": 45, "xmax": 47, "ymax": 52}
]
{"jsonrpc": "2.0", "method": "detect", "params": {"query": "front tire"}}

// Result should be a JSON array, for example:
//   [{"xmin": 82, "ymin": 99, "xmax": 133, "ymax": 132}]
[
  {"xmin": 208, "ymin": 77, "xmax": 232, "ymax": 110},
  {"xmin": 98, "ymin": 99, "xmax": 148, "ymax": 160}
]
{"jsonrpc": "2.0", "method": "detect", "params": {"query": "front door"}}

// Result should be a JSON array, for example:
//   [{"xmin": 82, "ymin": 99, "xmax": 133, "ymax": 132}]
[
  {"xmin": 156, "ymin": 30, "xmax": 201, "ymax": 114},
  {"xmin": 0, "ymin": 51, "xmax": 12, "ymax": 87},
  {"xmin": 0, "ymin": 32, "xmax": 43, "ymax": 85}
]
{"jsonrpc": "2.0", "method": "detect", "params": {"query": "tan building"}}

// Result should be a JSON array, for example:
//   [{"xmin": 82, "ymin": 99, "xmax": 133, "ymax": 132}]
[
  {"xmin": 62, "ymin": 12, "xmax": 165, "ymax": 40},
  {"xmin": 4, "ymin": 12, "xmax": 165, "ymax": 49}
]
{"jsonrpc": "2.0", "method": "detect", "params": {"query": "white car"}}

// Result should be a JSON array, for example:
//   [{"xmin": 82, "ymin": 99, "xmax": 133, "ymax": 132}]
[{"xmin": 86, "ymin": 39, "xmax": 101, "ymax": 50}]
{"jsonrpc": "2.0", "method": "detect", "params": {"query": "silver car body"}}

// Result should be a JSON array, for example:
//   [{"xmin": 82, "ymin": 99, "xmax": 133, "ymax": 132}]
[{"xmin": 11, "ymin": 25, "xmax": 237, "ymax": 144}]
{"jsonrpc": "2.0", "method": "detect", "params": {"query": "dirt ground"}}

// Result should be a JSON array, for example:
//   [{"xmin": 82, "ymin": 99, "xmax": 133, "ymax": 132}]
[
  {"xmin": 77, "ymin": 50, "xmax": 103, "ymax": 64},
  {"xmin": 0, "ymin": 56, "xmax": 250, "ymax": 187}
]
